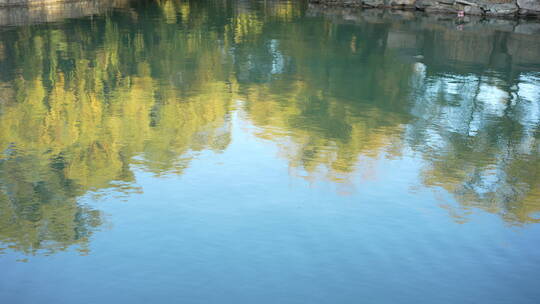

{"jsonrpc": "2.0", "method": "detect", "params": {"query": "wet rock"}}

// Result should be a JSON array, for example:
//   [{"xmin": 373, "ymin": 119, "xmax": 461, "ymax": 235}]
[
  {"xmin": 415, "ymin": 0, "xmax": 438, "ymax": 9},
  {"xmin": 482, "ymin": 2, "xmax": 518, "ymax": 15},
  {"xmin": 517, "ymin": 0, "xmax": 540, "ymax": 15},
  {"xmin": 363, "ymin": 0, "xmax": 385, "ymax": 7},
  {"xmin": 416, "ymin": 0, "xmax": 473, "ymax": 13},
  {"xmin": 452, "ymin": 0, "xmax": 484, "ymax": 14},
  {"xmin": 388, "ymin": 0, "xmax": 417, "ymax": 6},
  {"xmin": 425, "ymin": 3, "xmax": 460, "ymax": 13},
  {"xmin": 342, "ymin": 0, "xmax": 364, "ymax": 6},
  {"xmin": 310, "ymin": 0, "xmax": 537, "ymax": 17},
  {"xmin": 464, "ymin": 5, "xmax": 484, "ymax": 14},
  {"xmin": 360, "ymin": 7, "xmax": 387, "ymax": 22}
]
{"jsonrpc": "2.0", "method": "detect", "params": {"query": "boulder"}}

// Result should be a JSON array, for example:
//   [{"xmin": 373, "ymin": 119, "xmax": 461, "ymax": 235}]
[
  {"xmin": 342, "ymin": 0, "xmax": 363, "ymax": 6},
  {"xmin": 363, "ymin": 0, "xmax": 385, "ymax": 7},
  {"xmin": 310, "ymin": 0, "xmax": 530, "ymax": 17},
  {"xmin": 464, "ymin": 4, "xmax": 484, "ymax": 14},
  {"xmin": 388, "ymin": 0, "xmax": 417, "ymax": 6},
  {"xmin": 517, "ymin": 0, "xmax": 540, "ymax": 15},
  {"xmin": 482, "ymin": 2, "xmax": 518, "ymax": 15},
  {"xmin": 415, "ymin": 0, "xmax": 438, "ymax": 8},
  {"xmin": 425, "ymin": 3, "xmax": 460, "ymax": 13}
]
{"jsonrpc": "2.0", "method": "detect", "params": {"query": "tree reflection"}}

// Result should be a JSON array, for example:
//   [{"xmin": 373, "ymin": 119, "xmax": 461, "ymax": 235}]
[
  {"xmin": 0, "ymin": 0, "xmax": 235, "ymax": 255},
  {"xmin": 0, "ymin": 0, "xmax": 539, "ymax": 256},
  {"xmin": 407, "ymin": 71, "xmax": 540, "ymax": 223}
]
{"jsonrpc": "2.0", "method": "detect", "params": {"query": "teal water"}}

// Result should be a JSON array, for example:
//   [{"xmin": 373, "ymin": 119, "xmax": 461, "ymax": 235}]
[{"xmin": 1, "ymin": 0, "xmax": 540, "ymax": 303}]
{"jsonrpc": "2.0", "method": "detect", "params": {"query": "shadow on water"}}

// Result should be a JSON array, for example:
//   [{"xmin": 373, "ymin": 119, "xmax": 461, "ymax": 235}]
[{"xmin": 0, "ymin": 0, "xmax": 538, "ymax": 256}]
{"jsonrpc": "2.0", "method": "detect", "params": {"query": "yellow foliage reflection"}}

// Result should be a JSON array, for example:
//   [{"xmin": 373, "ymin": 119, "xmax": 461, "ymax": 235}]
[{"xmin": 0, "ymin": 0, "xmax": 539, "ymax": 257}]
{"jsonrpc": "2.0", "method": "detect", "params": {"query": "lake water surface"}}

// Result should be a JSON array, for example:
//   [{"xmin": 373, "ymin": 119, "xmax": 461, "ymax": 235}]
[{"xmin": 1, "ymin": 0, "xmax": 539, "ymax": 303}]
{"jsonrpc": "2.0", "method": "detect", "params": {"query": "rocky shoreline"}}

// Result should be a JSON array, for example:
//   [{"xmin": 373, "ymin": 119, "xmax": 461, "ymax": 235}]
[
  {"xmin": 2, "ymin": 0, "xmax": 539, "ymax": 17},
  {"xmin": 309, "ymin": 0, "xmax": 540, "ymax": 17}
]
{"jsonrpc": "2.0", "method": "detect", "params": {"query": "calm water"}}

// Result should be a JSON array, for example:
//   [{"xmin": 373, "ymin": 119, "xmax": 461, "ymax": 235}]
[{"xmin": 1, "ymin": 0, "xmax": 540, "ymax": 303}]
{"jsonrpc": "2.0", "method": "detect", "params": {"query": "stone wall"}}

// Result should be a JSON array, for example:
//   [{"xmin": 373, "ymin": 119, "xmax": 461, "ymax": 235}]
[{"xmin": 310, "ymin": 0, "xmax": 540, "ymax": 16}]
